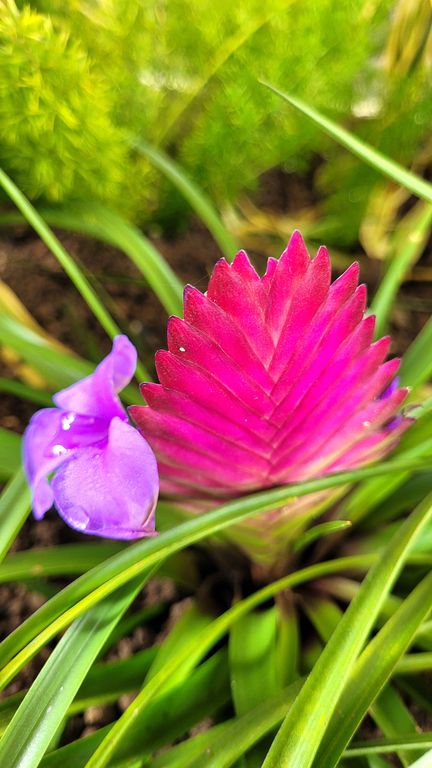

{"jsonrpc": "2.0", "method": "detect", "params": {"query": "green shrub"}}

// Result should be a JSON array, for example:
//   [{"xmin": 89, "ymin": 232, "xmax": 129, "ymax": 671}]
[{"xmin": 2, "ymin": 0, "xmax": 432, "ymax": 242}]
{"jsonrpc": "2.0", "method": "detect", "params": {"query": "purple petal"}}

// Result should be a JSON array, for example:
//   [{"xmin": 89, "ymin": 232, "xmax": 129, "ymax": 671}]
[
  {"xmin": 23, "ymin": 408, "xmax": 109, "ymax": 520},
  {"xmin": 53, "ymin": 336, "xmax": 136, "ymax": 422},
  {"xmin": 51, "ymin": 417, "xmax": 159, "ymax": 539}
]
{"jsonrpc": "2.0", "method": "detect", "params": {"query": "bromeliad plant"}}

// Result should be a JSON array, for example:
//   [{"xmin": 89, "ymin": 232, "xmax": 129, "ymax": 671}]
[
  {"xmin": 24, "ymin": 232, "xmax": 412, "ymax": 573},
  {"xmin": 1, "ymin": 95, "xmax": 432, "ymax": 768}
]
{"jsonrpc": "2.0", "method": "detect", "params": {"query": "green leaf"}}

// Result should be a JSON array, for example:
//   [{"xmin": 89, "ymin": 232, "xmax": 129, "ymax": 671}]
[
  {"xmin": 37, "ymin": 202, "xmax": 183, "ymax": 318},
  {"xmin": 0, "ymin": 315, "xmax": 139, "ymax": 403},
  {"xmin": 152, "ymin": 681, "xmax": 303, "ymax": 768},
  {"xmin": 155, "ymin": 568, "xmax": 432, "ymax": 768},
  {"xmin": 229, "ymin": 606, "xmax": 279, "ymax": 767},
  {"xmin": 0, "ymin": 574, "xmax": 147, "ymax": 768},
  {"xmin": 0, "ymin": 470, "xmax": 30, "ymax": 563},
  {"xmin": 0, "ymin": 459, "xmax": 428, "ymax": 690},
  {"xmin": 0, "ymin": 543, "xmax": 196, "ymax": 589},
  {"xmin": 144, "ymin": 600, "xmax": 213, "ymax": 691},
  {"xmin": 133, "ymin": 140, "xmax": 239, "ymax": 260},
  {"xmin": 371, "ymin": 685, "xmax": 423, "ymax": 767},
  {"xmin": 396, "ymin": 653, "xmax": 432, "ymax": 674},
  {"xmin": 0, "ymin": 646, "xmax": 158, "ymax": 733},
  {"xmin": 41, "ymin": 651, "xmax": 230, "ymax": 768},
  {"xmin": 229, "ymin": 605, "xmax": 278, "ymax": 717},
  {"xmin": 262, "ymin": 493, "xmax": 432, "ymax": 768},
  {"xmin": 0, "ymin": 429, "xmax": 21, "ymax": 480},
  {"xmin": 0, "ymin": 168, "xmax": 149, "ymax": 381},
  {"xmin": 340, "ymin": 414, "xmax": 432, "ymax": 525},
  {"xmin": 371, "ymin": 202, "xmax": 432, "ymax": 338},
  {"xmin": 346, "ymin": 735, "xmax": 432, "ymax": 757},
  {"xmin": 400, "ymin": 315, "xmax": 432, "ymax": 390},
  {"xmin": 83, "ymin": 554, "xmax": 391, "ymax": 768},
  {"xmin": 313, "ymin": 568, "xmax": 432, "ymax": 768},
  {"xmin": 275, "ymin": 595, "xmax": 299, "ymax": 687},
  {"xmin": 0, "ymin": 543, "xmax": 125, "ymax": 583},
  {"xmin": 0, "ymin": 378, "xmax": 51, "ymax": 407},
  {"xmin": 293, "ymin": 519, "xmax": 351, "ymax": 553},
  {"xmin": 261, "ymin": 85, "xmax": 432, "ymax": 204}
]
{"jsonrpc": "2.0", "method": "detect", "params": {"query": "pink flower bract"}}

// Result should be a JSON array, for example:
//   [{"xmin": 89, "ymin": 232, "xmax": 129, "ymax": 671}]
[{"xmin": 130, "ymin": 232, "xmax": 412, "ymax": 564}]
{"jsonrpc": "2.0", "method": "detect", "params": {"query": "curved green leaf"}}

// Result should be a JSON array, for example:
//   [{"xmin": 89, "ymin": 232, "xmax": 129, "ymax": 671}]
[
  {"xmin": 0, "ymin": 469, "xmax": 30, "ymax": 563},
  {"xmin": 262, "ymin": 493, "xmax": 432, "ymax": 768},
  {"xmin": 133, "ymin": 140, "xmax": 238, "ymax": 260},
  {"xmin": 262, "ymin": 85, "xmax": 432, "ymax": 203},
  {"xmin": 0, "ymin": 575, "xmax": 147, "ymax": 768},
  {"xmin": 0, "ymin": 168, "xmax": 149, "ymax": 381},
  {"xmin": 0, "ymin": 459, "xmax": 428, "ymax": 691}
]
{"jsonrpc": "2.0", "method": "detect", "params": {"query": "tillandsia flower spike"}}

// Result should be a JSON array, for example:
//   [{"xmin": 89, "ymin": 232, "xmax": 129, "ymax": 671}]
[
  {"xmin": 23, "ymin": 336, "xmax": 159, "ymax": 539},
  {"xmin": 130, "ymin": 232, "xmax": 413, "ymax": 568}
]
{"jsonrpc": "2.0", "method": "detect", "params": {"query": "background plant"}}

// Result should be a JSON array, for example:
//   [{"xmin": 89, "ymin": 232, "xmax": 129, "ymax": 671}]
[{"xmin": 1, "ymin": 0, "xmax": 431, "ymax": 244}]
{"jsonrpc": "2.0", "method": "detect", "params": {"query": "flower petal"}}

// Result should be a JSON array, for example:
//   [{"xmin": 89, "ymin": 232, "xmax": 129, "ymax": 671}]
[
  {"xmin": 23, "ymin": 408, "xmax": 108, "ymax": 520},
  {"xmin": 53, "ymin": 336, "xmax": 136, "ymax": 421},
  {"xmin": 51, "ymin": 418, "xmax": 159, "ymax": 539}
]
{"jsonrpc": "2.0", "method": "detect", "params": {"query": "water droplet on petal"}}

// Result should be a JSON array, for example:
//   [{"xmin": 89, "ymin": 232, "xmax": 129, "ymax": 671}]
[
  {"xmin": 68, "ymin": 507, "xmax": 90, "ymax": 531},
  {"xmin": 61, "ymin": 413, "xmax": 75, "ymax": 431},
  {"xmin": 179, "ymin": 346, "xmax": 186, "ymax": 352},
  {"xmin": 52, "ymin": 444, "xmax": 67, "ymax": 456}
]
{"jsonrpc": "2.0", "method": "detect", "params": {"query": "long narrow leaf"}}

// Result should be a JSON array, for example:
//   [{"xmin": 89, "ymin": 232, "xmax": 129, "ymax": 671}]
[
  {"xmin": 133, "ymin": 140, "xmax": 238, "ymax": 260},
  {"xmin": 400, "ymin": 315, "xmax": 432, "ymax": 389},
  {"xmin": 262, "ymin": 493, "xmax": 432, "ymax": 768},
  {"xmin": 0, "ymin": 429, "xmax": 21, "ymax": 480},
  {"xmin": 0, "ymin": 168, "xmax": 149, "ymax": 381},
  {"xmin": 261, "ymin": 85, "xmax": 432, "ymax": 203},
  {"xmin": 0, "ymin": 575, "xmax": 148, "ymax": 768},
  {"xmin": 0, "ymin": 459, "xmax": 429, "ymax": 690},
  {"xmin": 0, "ymin": 204, "xmax": 183, "ymax": 318},
  {"xmin": 40, "ymin": 652, "xmax": 230, "ymax": 768},
  {"xmin": 0, "ymin": 315, "xmax": 139, "ymax": 403},
  {"xmin": 371, "ymin": 203, "xmax": 432, "ymax": 338},
  {"xmin": 0, "ymin": 469, "xmax": 30, "ymax": 563},
  {"xmin": 313, "ymin": 571, "xmax": 432, "ymax": 767}
]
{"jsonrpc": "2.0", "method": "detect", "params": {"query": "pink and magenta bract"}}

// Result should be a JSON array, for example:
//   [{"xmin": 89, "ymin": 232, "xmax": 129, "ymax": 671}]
[{"xmin": 131, "ymin": 232, "xmax": 411, "ymax": 562}]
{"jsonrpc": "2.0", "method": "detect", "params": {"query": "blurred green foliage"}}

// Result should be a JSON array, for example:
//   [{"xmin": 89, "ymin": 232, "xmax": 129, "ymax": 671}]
[
  {"xmin": 1, "ymin": 0, "xmax": 432, "ymax": 241},
  {"xmin": 0, "ymin": 1, "xmax": 126, "ymax": 206}
]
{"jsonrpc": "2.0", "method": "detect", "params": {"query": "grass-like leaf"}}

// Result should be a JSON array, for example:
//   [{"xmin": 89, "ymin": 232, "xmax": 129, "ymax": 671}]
[
  {"xmin": 0, "ymin": 203, "xmax": 184, "ymax": 317},
  {"xmin": 400, "ymin": 315, "xmax": 432, "ymax": 389},
  {"xmin": 0, "ymin": 459, "xmax": 428, "ymax": 691},
  {"xmin": 0, "ymin": 470, "xmax": 30, "ymax": 563},
  {"xmin": 0, "ymin": 429, "xmax": 21, "ymax": 480},
  {"xmin": 371, "ymin": 202, "xmax": 432, "ymax": 338},
  {"xmin": 261, "ymin": 84, "xmax": 432, "ymax": 204},
  {"xmin": 41, "ymin": 652, "xmax": 230, "ymax": 768},
  {"xmin": 133, "ymin": 140, "xmax": 239, "ymax": 260},
  {"xmin": 0, "ymin": 168, "xmax": 149, "ymax": 381},
  {"xmin": 229, "ymin": 605, "xmax": 279, "ymax": 716},
  {"xmin": 0, "ymin": 575, "xmax": 148, "ymax": 768},
  {"xmin": 313, "ymin": 568, "xmax": 432, "ymax": 767},
  {"xmin": 262, "ymin": 492, "xmax": 432, "ymax": 768},
  {"xmin": 0, "ymin": 378, "xmax": 51, "ymax": 407},
  {"xmin": 0, "ymin": 315, "xmax": 139, "ymax": 403}
]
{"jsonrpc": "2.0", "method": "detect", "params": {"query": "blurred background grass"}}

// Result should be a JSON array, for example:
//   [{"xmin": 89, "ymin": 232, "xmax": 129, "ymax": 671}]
[{"xmin": 1, "ymin": 0, "xmax": 431, "ymax": 250}]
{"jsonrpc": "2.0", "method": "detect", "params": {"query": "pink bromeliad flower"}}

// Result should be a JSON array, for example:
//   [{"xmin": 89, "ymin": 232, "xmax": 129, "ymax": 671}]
[{"xmin": 130, "ymin": 232, "xmax": 412, "ymax": 567}]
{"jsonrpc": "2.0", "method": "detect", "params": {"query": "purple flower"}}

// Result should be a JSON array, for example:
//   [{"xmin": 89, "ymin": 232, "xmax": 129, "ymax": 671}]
[{"xmin": 23, "ymin": 336, "xmax": 159, "ymax": 539}]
